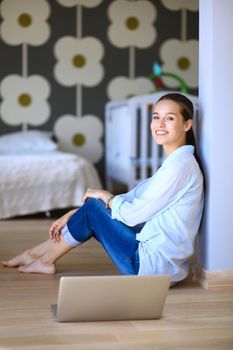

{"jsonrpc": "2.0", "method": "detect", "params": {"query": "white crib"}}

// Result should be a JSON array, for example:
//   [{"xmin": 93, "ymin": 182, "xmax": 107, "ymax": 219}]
[{"xmin": 105, "ymin": 91, "xmax": 199, "ymax": 192}]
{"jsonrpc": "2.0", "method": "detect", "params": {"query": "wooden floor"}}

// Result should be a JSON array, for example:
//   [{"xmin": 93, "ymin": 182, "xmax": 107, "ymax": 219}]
[{"xmin": 0, "ymin": 218, "xmax": 233, "ymax": 350}]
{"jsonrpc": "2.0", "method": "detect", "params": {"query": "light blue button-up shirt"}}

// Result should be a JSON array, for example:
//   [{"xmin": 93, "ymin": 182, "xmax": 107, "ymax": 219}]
[{"xmin": 111, "ymin": 145, "xmax": 204, "ymax": 282}]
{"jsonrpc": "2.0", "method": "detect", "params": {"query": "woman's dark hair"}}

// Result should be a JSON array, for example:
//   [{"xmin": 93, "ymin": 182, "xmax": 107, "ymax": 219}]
[{"xmin": 156, "ymin": 93, "xmax": 205, "ymax": 181}]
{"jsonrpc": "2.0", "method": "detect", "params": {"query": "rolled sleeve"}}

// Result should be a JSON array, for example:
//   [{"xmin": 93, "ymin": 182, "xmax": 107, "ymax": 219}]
[{"xmin": 111, "ymin": 195, "xmax": 125, "ymax": 220}]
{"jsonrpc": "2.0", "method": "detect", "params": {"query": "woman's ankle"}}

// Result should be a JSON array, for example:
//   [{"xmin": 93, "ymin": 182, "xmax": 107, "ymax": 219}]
[
  {"xmin": 39, "ymin": 255, "xmax": 55, "ymax": 266},
  {"xmin": 37, "ymin": 237, "xmax": 73, "ymax": 266}
]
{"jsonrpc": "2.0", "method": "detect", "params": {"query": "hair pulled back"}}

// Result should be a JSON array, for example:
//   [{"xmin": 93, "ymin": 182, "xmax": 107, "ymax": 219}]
[{"xmin": 156, "ymin": 93, "xmax": 204, "ymax": 179}]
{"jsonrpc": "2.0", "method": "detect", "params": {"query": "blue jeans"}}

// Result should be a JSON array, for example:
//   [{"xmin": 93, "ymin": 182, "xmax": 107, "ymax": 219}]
[{"xmin": 62, "ymin": 198, "xmax": 141, "ymax": 275}]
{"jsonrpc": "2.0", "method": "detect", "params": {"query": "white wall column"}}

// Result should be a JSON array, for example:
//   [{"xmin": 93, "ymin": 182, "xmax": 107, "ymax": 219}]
[{"xmin": 199, "ymin": 0, "xmax": 233, "ymax": 273}]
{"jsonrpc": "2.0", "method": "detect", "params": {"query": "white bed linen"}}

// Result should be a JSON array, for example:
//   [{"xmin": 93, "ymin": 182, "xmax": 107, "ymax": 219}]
[{"xmin": 0, "ymin": 151, "xmax": 102, "ymax": 219}]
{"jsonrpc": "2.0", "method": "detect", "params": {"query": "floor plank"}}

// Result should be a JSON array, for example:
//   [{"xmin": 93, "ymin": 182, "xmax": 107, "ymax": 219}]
[{"xmin": 0, "ymin": 218, "xmax": 233, "ymax": 350}]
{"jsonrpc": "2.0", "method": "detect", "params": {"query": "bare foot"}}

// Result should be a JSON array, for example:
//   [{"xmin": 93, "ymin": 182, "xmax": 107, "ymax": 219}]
[
  {"xmin": 1, "ymin": 251, "xmax": 35, "ymax": 267},
  {"xmin": 17, "ymin": 259, "xmax": 56, "ymax": 274}
]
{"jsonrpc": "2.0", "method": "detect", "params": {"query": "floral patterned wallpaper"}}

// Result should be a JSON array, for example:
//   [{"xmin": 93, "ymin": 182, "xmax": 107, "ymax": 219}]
[{"xmin": 0, "ymin": 0, "xmax": 198, "ymax": 179}]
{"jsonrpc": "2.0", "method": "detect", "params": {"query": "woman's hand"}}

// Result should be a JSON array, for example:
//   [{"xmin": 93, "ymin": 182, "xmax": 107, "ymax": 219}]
[
  {"xmin": 82, "ymin": 188, "xmax": 113, "ymax": 207},
  {"xmin": 49, "ymin": 209, "xmax": 76, "ymax": 242}
]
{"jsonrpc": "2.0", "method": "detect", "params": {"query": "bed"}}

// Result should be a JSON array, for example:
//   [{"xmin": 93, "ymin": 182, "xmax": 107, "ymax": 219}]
[{"xmin": 0, "ymin": 131, "xmax": 102, "ymax": 219}]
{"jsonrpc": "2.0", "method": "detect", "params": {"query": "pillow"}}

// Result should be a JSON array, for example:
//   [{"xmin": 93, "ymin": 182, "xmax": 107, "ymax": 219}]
[{"xmin": 0, "ymin": 130, "xmax": 58, "ymax": 154}]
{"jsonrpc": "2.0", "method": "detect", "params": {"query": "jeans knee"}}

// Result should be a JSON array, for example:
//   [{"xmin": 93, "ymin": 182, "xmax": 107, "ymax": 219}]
[
  {"xmin": 83, "ymin": 197, "xmax": 111, "ymax": 224},
  {"xmin": 84, "ymin": 198, "xmax": 105, "ymax": 213}
]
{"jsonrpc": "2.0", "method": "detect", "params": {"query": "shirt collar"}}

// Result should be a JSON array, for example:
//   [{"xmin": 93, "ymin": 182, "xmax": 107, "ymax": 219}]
[{"xmin": 162, "ymin": 145, "xmax": 194, "ymax": 167}]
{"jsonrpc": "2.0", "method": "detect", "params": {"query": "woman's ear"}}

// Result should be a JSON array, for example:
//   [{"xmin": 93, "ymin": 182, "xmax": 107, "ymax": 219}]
[{"xmin": 184, "ymin": 119, "xmax": 193, "ymax": 132}]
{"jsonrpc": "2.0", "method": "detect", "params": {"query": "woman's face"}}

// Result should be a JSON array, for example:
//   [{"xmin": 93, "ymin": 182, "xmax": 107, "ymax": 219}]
[{"xmin": 151, "ymin": 99, "xmax": 192, "ymax": 155}]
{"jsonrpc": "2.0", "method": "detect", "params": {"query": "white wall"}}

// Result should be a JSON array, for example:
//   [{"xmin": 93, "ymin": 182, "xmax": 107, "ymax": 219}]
[{"xmin": 199, "ymin": 0, "xmax": 233, "ymax": 270}]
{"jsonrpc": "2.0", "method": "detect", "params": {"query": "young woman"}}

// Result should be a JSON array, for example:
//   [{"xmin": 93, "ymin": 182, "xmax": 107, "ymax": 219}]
[{"xmin": 2, "ymin": 93, "xmax": 204, "ymax": 284}]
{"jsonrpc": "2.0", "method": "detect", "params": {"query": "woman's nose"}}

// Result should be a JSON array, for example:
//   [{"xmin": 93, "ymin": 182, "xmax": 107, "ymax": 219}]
[{"xmin": 159, "ymin": 117, "xmax": 165, "ymax": 126}]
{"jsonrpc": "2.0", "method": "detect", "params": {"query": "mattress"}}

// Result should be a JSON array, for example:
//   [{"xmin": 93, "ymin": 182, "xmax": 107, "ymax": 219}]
[{"xmin": 0, "ymin": 151, "xmax": 102, "ymax": 219}]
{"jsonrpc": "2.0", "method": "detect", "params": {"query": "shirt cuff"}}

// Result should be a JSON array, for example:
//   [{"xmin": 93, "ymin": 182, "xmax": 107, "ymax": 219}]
[{"xmin": 111, "ymin": 194, "xmax": 125, "ymax": 220}]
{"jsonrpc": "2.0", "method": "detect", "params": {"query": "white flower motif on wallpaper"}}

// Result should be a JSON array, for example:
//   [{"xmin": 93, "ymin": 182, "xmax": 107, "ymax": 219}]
[
  {"xmin": 54, "ymin": 36, "xmax": 104, "ymax": 87},
  {"xmin": 161, "ymin": 0, "xmax": 198, "ymax": 11},
  {"xmin": 107, "ymin": 77, "xmax": 154, "ymax": 100},
  {"xmin": 57, "ymin": 0, "xmax": 102, "ymax": 8},
  {"xmin": 160, "ymin": 39, "xmax": 198, "ymax": 89},
  {"xmin": 108, "ymin": 0, "xmax": 157, "ymax": 48},
  {"xmin": 54, "ymin": 115, "xmax": 103, "ymax": 163},
  {"xmin": 0, "ymin": 0, "xmax": 50, "ymax": 46},
  {"xmin": 0, "ymin": 75, "xmax": 50, "ymax": 126}
]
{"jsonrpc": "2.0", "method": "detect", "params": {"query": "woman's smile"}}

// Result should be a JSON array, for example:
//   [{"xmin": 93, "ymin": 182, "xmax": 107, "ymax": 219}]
[{"xmin": 155, "ymin": 129, "xmax": 168, "ymax": 135}]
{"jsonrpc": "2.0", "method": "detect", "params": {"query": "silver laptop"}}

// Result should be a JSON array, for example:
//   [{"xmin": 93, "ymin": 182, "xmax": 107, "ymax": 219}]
[{"xmin": 52, "ymin": 274, "xmax": 171, "ymax": 322}]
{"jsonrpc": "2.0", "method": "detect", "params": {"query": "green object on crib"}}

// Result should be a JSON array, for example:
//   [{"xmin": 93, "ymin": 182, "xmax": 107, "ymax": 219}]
[{"xmin": 150, "ymin": 62, "xmax": 189, "ymax": 94}]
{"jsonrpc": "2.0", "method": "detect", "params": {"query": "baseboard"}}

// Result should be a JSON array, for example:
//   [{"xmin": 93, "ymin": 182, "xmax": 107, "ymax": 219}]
[{"xmin": 194, "ymin": 265, "xmax": 233, "ymax": 291}]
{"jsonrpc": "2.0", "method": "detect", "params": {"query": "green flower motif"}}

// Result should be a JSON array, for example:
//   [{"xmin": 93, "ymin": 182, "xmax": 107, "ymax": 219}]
[
  {"xmin": 18, "ymin": 93, "xmax": 32, "ymax": 107},
  {"xmin": 72, "ymin": 133, "xmax": 86, "ymax": 147},
  {"xmin": 18, "ymin": 13, "xmax": 32, "ymax": 27}
]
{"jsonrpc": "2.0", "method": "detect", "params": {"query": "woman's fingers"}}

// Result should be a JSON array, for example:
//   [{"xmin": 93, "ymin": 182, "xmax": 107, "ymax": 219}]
[
  {"xmin": 50, "ymin": 228, "xmax": 61, "ymax": 242},
  {"xmin": 49, "ymin": 222, "xmax": 61, "ymax": 241},
  {"xmin": 49, "ymin": 223, "xmax": 57, "ymax": 239},
  {"xmin": 49, "ymin": 210, "xmax": 76, "ymax": 241},
  {"xmin": 50, "ymin": 226, "xmax": 58, "ymax": 241},
  {"xmin": 53, "ymin": 230, "xmax": 61, "ymax": 242}
]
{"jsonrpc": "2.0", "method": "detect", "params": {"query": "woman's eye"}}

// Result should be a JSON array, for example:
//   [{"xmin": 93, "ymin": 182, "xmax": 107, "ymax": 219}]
[
  {"xmin": 153, "ymin": 115, "xmax": 159, "ymax": 120},
  {"xmin": 167, "ymin": 116, "xmax": 174, "ymax": 121}
]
